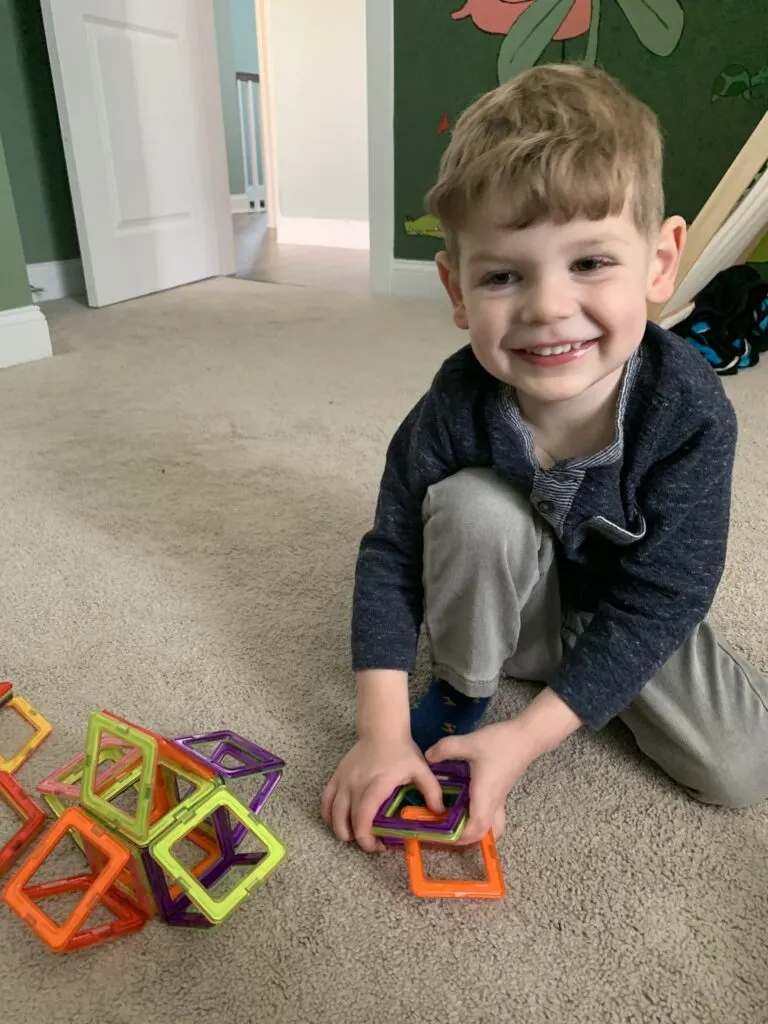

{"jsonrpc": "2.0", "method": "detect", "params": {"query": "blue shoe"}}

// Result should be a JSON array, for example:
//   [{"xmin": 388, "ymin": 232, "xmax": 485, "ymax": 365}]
[{"xmin": 409, "ymin": 678, "xmax": 491, "ymax": 754}]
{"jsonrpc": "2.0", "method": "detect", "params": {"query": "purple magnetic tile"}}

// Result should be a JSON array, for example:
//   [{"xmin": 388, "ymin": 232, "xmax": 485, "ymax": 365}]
[
  {"xmin": 382, "ymin": 763, "xmax": 470, "ymax": 847},
  {"xmin": 172, "ymin": 732, "xmax": 284, "ymax": 837},
  {"xmin": 373, "ymin": 761, "xmax": 470, "ymax": 837},
  {"xmin": 144, "ymin": 806, "xmax": 233, "ymax": 921},
  {"xmin": 172, "ymin": 731, "xmax": 285, "ymax": 778},
  {"xmin": 142, "ymin": 850, "xmax": 179, "ymax": 920},
  {"xmin": 143, "ymin": 802, "xmax": 268, "ymax": 929},
  {"xmin": 430, "ymin": 759, "xmax": 470, "ymax": 780},
  {"xmin": 164, "ymin": 852, "xmax": 266, "ymax": 929},
  {"xmin": 229, "ymin": 769, "xmax": 282, "ymax": 847},
  {"xmin": 209, "ymin": 741, "xmax": 271, "ymax": 779}
]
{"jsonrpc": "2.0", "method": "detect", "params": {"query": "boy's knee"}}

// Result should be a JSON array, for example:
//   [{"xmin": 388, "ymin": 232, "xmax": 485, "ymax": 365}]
[
  {"xmin": 424, "ymin": 468, "xmax": 531, "ymax": 545},
  {"xmin": 688, "ymin": 748, "xmax": 768, "ymax": 809}
]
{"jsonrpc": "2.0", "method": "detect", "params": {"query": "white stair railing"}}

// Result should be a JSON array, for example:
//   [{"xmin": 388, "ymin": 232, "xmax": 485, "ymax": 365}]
[{"xmin": 236, "ymin": 71, "xmax": 265, "ymax": 210}]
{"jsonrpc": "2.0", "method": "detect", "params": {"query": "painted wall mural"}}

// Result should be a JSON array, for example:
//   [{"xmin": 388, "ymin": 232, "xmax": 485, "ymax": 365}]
[
  {"xmin": 751, "ymin": 233, "xmax": 768, "ymax": 266},
  {"xmin": 712, "ymin": 62, "xmax": 768, "ymax": 104},
  {"xmin": 395, "ymin": 1, "xmax": 768, "ymax": 260},
  {"xmin": 454, "ymin": 0, "xmax": 685, "ymax": 83}
]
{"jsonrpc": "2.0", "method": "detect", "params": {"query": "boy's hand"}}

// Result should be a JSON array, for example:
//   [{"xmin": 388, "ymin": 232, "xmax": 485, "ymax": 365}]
[
  {"xmin": 321, "ymin": 736, "xmax": 445, "ymax": 853},
  {"xmin": 426, "ymin": 688, "xmax": 584, "ymax": 844},
  {"xmin": 426, "ymin": 721, "xmax": 537, "ymax": 846}
]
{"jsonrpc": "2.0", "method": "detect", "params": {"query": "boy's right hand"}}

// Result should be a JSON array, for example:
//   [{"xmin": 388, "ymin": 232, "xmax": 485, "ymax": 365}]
[{"xmin": 320, "ymin": 736, "xmax": 445, "ymax": 853}]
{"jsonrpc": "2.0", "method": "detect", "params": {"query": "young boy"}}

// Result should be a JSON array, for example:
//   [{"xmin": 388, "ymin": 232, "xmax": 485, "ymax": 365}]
[{"xmin": 320, "ymin": 64, "xmax": 768, "ymax": 853}]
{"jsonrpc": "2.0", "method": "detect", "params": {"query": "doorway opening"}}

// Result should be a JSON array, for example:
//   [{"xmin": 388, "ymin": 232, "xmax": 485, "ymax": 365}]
[{"xmin": 213, "ymin": 0, "xmax": 371, "ymax": 295}]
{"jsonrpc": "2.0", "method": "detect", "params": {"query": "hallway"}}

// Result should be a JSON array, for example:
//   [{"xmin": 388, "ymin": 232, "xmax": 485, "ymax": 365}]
[{"xmin": 233, "ymin": 213, "xmax": 370, "ymax": 294}]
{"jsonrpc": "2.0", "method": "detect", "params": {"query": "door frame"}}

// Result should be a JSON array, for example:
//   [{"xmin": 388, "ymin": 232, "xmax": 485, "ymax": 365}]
[
  {"xmin": 254, "ymin": 0, "xmax": 279, "ymax": 229},
  {"xmin": 366, "ymin": 0, "xmax": 394, "ymax": 294},
  {"xmin": 199, "ymin": 0, "xmax": 238, "ymax": 276},
  {"xmin": 367, "ymin": 0, "xmax": 440, "ymax": 297}
]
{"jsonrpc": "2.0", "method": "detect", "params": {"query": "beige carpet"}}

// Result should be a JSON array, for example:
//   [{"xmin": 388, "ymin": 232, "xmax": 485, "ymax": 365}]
[{"xmin": 0, "ymin": 277, "xmax": 767, "ymax": 1024}]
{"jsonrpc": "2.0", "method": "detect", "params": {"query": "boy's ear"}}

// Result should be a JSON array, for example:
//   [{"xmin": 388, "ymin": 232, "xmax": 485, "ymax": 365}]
[
  {"xmin": 436, "ymin": 251, "xmax": 469, "ymax": 330},
  {"xmin": 646, "ymin": 215, "xmax": 687, "ymax": 306}
]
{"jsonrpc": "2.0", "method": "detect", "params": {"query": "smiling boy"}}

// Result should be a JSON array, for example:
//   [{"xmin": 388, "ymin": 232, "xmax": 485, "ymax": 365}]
[{"xmin": 321, "ymin": 64, "xmax": 768, "ymax": 851}]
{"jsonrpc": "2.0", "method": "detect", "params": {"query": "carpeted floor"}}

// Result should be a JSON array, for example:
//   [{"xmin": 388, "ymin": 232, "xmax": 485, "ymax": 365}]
[{"xmin": 0, "ymin": 277, "xmax": 767, "ymax": 1024}]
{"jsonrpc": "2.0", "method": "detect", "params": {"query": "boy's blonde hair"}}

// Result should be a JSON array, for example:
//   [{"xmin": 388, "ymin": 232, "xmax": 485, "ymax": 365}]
[{"xmin": 427, "ymin": 64, "xmax": 664, "ymax": 259}]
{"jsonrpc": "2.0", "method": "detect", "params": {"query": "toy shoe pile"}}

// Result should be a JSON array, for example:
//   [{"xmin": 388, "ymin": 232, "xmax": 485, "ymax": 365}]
[
  {"xmin": 0, "ymin": 683, "xmax": 286, "ymax": 953},
  {"xmin": 674, "ymin": 265, "xmax": 768, "ymax": 376}
]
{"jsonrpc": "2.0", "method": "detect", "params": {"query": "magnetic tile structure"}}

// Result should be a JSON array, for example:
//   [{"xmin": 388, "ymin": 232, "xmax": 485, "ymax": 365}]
[{"xmin": 0, "ymin": 696, "xmax": 286, "ymax": 953}]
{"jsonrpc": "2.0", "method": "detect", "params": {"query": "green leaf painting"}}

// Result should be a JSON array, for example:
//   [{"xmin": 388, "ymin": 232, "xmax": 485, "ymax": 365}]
[
  {"xmin": 498, "ymin": 0, "xmax": 580, "ymax": 83},
  {"xmin": 453, "ymin": 0, "xmax": 686, "ymax": 83},
  {"xmin": 615, "ymin": 0, "xmax": 685, "ymax": 57}
]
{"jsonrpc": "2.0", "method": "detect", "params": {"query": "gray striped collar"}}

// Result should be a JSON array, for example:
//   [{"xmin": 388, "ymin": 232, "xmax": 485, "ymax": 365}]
[{"xmin": 499, "ymin": 346, "xmax": 642, "ymax": 470}]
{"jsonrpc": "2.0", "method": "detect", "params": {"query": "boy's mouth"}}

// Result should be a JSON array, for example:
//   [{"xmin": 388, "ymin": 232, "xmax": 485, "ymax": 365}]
[
  {"xmin": 514, "ymin": 338, "xmax": 598, "ymax": 365},
  {"xmin": 521, "ymin": 339, "xmax": 595, "ymax": 356}
]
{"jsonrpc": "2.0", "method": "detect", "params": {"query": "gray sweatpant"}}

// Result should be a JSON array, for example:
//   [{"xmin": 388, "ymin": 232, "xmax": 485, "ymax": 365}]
[{"xmin": 423, "ymin": 468, "xmax": 768, "ymax": 808}]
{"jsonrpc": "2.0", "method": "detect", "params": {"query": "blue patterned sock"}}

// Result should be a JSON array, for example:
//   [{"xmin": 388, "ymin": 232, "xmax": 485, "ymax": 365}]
[{"xmin": 409, "ymin": 678, "xmax": 491, "ymax": 754}]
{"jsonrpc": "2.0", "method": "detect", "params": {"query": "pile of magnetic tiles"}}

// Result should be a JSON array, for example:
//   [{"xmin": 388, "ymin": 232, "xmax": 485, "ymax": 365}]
[
  {"xmin": 0, "ymin": 681, "xmax": 286, "ymax": 953},
  {"xmin": 371, "ymin": 758, "xmax": 506, "ymax": 899}
]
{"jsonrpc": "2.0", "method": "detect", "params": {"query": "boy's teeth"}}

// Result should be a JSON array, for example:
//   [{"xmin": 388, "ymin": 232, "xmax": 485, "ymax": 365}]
[{"xmin": 527, "ymin": 341, "xmax": 585, "ymax": 356}]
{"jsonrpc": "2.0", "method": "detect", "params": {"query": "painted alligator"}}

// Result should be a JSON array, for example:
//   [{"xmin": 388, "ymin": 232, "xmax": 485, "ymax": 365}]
[{"xmin": 403, "ymin": 214, "xmax": 444, "ymax": 239}]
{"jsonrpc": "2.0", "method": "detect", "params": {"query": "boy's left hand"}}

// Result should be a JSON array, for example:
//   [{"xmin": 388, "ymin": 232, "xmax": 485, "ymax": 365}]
[{"xmin": 425, "ymin": 720, "xmax": 538, "ymax": 845}]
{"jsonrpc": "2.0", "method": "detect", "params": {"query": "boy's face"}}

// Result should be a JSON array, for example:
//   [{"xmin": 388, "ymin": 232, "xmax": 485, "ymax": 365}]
[{"xmin": 437, "ymin": 204, "xmax": 686, "ymax": 406}]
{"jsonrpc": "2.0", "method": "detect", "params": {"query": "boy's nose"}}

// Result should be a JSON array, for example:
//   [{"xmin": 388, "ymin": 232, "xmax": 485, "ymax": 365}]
[{"xmin": 519, "ymin": 278, "xmax": 573, "ymax": 324}]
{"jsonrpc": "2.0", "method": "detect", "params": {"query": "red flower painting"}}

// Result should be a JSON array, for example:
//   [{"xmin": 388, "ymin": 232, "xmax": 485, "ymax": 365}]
[
  {"xmin": 453, "ymin": 0, "xmax": 591, "ymax": 42},
  {"xmin": 452, "ymin": 0, "xmax": 685, "ymax": 84}
]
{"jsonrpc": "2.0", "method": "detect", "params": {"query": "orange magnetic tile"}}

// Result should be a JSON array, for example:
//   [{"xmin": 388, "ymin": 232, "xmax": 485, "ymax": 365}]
[
  {"xmin": 166, "ymin": 823, "xmax": 223, "ymax": 901},
  {"xmin": 20, "ymin": 875, "xmax": 146, "ymax": 952},
  {"xmin": 0, "ymin": 773, "xmax": 47, "ymax": 879},
  {"xmin": 99, "ymin": 710, "xmax": 162, "ymax": 741},
  {"xmin": 2, "ymin": 807, "xmax": 130, "ymax": 951},
  {"xmin": 85, "ymin": 835, "xmax": 157, "ymax": 920},
  {"xmin": 401, "ymin": 806, "xmax": 506, "ymax": 900},
  {"xmin": 156, "ymin": 736, "xmax": 217, "ymax": 781},
  {"xmin": 95, "ymin": 711, "xmax": 216, "ymax": 792}
]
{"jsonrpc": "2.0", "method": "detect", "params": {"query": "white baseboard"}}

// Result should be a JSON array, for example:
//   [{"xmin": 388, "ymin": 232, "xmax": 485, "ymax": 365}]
[
  {"xmin": 276, "ymin": 217, "xmax": 370, "ymax": 250},
  {"xmin": 0, "ymin": 305, "xmax": 53, "ymax": 369},
  {"xmin": 390, "ymin": 259, "xmax": 443, "ymax": 299},
  {"xmin": 231, "ymin": 193, "xmax": 252, "ymax": 214},
  {"xmin": 27, "ymin": 259, "xmax": 85, "ymax": 304}
]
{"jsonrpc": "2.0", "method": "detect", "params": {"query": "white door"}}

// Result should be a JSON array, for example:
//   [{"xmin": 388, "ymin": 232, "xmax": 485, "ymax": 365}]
[{"xmin": 42, "ymin": 0, "xmax": 235, "ymax": 308}]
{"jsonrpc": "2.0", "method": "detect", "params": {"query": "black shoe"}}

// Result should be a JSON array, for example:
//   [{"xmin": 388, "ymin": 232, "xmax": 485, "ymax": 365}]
[{"xmin": 674, "ymin": 266, "xmax": 766, "ymax": 375}]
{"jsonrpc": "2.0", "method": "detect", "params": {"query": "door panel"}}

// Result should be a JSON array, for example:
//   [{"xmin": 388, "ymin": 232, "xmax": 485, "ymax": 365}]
[{"xmin": 42, "ymin": 1, "xmax": 235, "ymax": 307}]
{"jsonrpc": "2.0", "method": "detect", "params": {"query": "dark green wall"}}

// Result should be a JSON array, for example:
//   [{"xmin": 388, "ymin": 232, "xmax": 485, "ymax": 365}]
[
  {"xmin": 0, "ymin": 0, "xmax": 80, "ymax": 265},
  {"xmin": 394, "ymin": 0, "xmax": 768, "ymax": 261},
  {"xmin": 0, "ymin": 132, "xmax": 33, "ymax": 312}
]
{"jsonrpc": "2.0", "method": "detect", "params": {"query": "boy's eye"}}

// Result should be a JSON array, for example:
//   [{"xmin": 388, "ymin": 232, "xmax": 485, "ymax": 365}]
[
  {"xmin": 572, "ymin": 256, "xmax": 613, "ymax": 273},
  {"xmin": 481, "ymin": 271, "xmax": 519, "ymax": 287}
]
